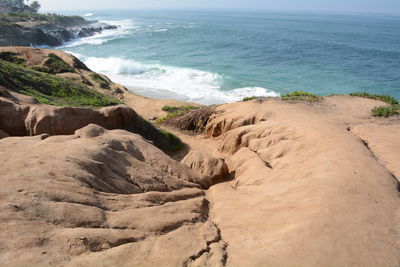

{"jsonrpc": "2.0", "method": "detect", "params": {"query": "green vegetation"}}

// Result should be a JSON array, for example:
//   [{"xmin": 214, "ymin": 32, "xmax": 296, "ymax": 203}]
[
  {"xmin": 90, "ymin": 73, "xmax": 111, "ymax": 89},
  {"xmin": 242, "ymin": 96, "xmax": 259, "ymax": 102},
  {"xmin": 0, "ymin": 59, "xmax": 121, "ymax": 107},
  {"xmin": 282, "ymin": 91, "xmax": 320, "ymax": 102},
  {"xmin": 34, "ymin": 53, "xmax": 75, "ymax": 74},
  {"xmin": 349, "ymin": 92, "xmax": 398, "ymax": 105},
  {"xmin": 0, "ymin": 12, "xmax": 87, "ymax": 27},
  {"xmin": 72, "ymin": 56, "xmax": 90, "ymax": 71},
  {"xmin": 372, "ymin": 105, "xmax": 400, "ymax": 117},
  {"xmin": 157, "ymin": 105, "xmax": 199, "ymax": 123},
  {"xmin": 159, "ymin": 129, "xmax": 184, "ymax": 151},
  {"xmin": 350, "ymin": 92, "xmax": 399, "ymax": 117},
  {"xmin": 0, "ymin": 52, "xmax": 25, "ymax": 65},
  {"xmin": 161, "ymin": 105, "xmax": 198, "ymax": 113}
]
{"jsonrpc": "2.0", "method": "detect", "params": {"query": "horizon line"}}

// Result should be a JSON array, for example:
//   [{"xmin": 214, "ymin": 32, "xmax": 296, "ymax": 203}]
[{"xmin": 40, "ymin": 7, "xmax": 400, "ymax": 17}]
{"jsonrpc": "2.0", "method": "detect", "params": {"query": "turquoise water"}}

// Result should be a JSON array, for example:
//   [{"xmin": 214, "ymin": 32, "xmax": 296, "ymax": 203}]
[{"xmin": 60, "ymin": 10, "xmax": 400, "ymax": 104}]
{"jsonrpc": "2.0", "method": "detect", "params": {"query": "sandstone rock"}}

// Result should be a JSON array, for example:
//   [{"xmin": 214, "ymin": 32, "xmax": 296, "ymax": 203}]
[
  {"xmin": 0, "ymin": 97, "xmax": 30, "ymax": 136},
  {"xmin": 0, "ymin": 125, "xmax": 225, "ymax": 266},
  {"xmin": 0, "ymin": 89, "xmax": 177, "ymax": 151},
  {"xmin": 182, "ymin": 150, "xmax": 229, "ymax": 184},
  {"xmin": 206, "ymin": 96, "xmax": 400, "ymax": 267},
  {"xmin": 0, "ymin": 129, "xmax": 9, "ymax": 139}
]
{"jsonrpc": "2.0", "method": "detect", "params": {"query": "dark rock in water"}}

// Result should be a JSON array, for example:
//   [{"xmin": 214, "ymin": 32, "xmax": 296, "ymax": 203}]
[{"xmin": 0, "ymin": 20, "xmax": 118, "ymax": 47}]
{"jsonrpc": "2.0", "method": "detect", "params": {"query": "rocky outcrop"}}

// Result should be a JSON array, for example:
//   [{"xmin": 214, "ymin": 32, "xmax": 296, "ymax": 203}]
[
  {"xmin": 0, "ymin": 129, "xmax": 9, "ymax": 139},
  {"xmin": 182, "ymin": 150, "xmax": 229, "ymax": 184},
  {"xmin": 0, "ymin": 17, "xmax": 117, "ymax": 47},
  {"xmin": 205, "ymin": 97, "xmax": 400, "ymax": 266},
  {"xmin": 0, "ymin": 89, "xmax": 178, "ymax": 152},
  {"xmin": 0, "ymin": 47, "xmax": 127, "ymax": 102},
  {"xmin": 0, "ymin": 124, "xmax": 226, "ymax": 266}
]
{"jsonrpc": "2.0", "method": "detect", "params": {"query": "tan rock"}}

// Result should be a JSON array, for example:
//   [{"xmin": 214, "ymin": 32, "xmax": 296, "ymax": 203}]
[
  {"xmin": 0, "ymin": 88, "xmax": 178, "ymax": 151},
  {"xmin": 206, "ymin": 96, "xmax": 400, "ymax": 267},
  {"xmin": 182, "ymin": 150, "xmax": 229, "ymax": 185},
  {"xmin": 0, "ymin": 125, "xmax": 225, "ymax": 266}
]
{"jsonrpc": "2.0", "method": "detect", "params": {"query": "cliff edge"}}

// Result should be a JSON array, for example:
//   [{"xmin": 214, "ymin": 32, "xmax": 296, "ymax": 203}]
[{"xmin": 0, "ymin": 13, "xmax": 117, "ymax": 46}]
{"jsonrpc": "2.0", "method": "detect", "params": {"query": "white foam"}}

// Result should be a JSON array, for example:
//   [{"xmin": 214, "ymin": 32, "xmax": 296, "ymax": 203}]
[
  {"xmin": 78, "ymin": 55, "xmax": 279, "ymax": 105},
  {"xmin": 154, "ymin": 28, "xmax": 168, "ymax": 32},
  {"xmin": 59, "ymin": 19, "xmax": 135, "ymax": 48},
  {"xmin": 83, "ymin": 13, "xmax": 94, "ymax": 17},
  {"xmin": 84, "ymin": 56, "xmax": 147, "ymax": 75}
]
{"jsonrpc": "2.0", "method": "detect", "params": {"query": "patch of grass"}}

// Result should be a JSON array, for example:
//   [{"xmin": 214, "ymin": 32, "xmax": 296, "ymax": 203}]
[
  {"xmin": 242, "ymin": 96, "xmax": 258, "ymax": 102},
  {"xmin": 34, "ymin": 53, "xmax": 75, "ymax": 74},
  {"xmin": 372, "ymin": 105, "xmax": 400, "ymax": 117},
  {"xmin": 350, "ymin": 92, "xmax": 399, "ymax": 117},
  {"xmin": 350, "ymin": 92, "xmax": 399, "ymax": 105},
  {"xmin": 0, "ymin": 59, "xmax": 122, "ymax": 107},
  {"xmin": 161, "ymin": 105, "xmax": 198, "ymax": 113},
  {"xmin": 159, "ymin": 129, "xmax": 184, "ymax": 151},
  {"xmin": 282, "ymin": 91, "xmax": 319, "ymax": 102},
  {"xmin": 90, "ymin": 73, "xmax": 111, "ymax": 89},
  {"xmin": 157, "ymin": 105, "xmax": 199, "ymax": 123},
  {"xmin": 0, "ymin": 52, "xmax": 25, "ymax": 65},
  {"xmin": 156, "ymin": 110, "xmax": 187, "ymax": 123}
]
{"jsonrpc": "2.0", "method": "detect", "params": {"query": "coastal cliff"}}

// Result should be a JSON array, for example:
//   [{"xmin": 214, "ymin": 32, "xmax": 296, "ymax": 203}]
[
  {"xmin": 0, "ymin": 13, "xmax": 117, "ymax": 46},
  {"xmin": 0, "ymin": 47, "xmax": 399, "ymax": 266}
]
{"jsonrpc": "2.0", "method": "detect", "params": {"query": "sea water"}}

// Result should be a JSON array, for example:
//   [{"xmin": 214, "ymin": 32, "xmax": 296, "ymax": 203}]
[{"xmin": 59, "ymin": 10, "xmax": 400, "ymax": 104}]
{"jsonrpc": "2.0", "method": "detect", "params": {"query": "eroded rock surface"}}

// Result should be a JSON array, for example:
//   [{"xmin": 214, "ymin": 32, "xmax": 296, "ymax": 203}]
[
  {"xmin": 0, "ymin": 124, "xmax": 224, "ymax": 266},
  {"xmin": 182, "ymin": 150, "xmax": 229, "ymax": 185},
  {"xmin": 1, "ymin": 90, "xmax": 400, "ymax": 266},
  {"xmin": 205, "ymin": 96, "xmax": 400, "ymax": 266},
  {"xmin": 0, "ymin": 89, "xmax": 177, "ymax": 151}
]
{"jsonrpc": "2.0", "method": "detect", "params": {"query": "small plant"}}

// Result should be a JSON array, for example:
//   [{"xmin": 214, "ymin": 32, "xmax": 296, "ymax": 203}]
[
  {"xmin": 372, "ymin": 105, "xmax": 400, "ymax": 117},
  {"xmin": 282, "ymin": 91, "xmax": 319, "ymax": 102},
  {"xmin": 0, "ymin": 52, "xmax": 25, "ymax": 65},
  {"xmin": 157, "ymin": 105, "xmax": 199, "ymax": 123},
  {"xmin": 350, "ymin": 92, "xmax": 398, "ymax": 105},
  {"xmin": 350, "ymin": 92, "xmax": 399, "ymax": 117},
  {"xmin": 161, "ymin": 105, "xmax": 198, "ymax": 113},
  {"xmin": 90, "ymin": 73, "xmax": 111, "ymax": 89},
  {"xmin": 37, "ymin": 53, "xmax": 75, "ymax": 74},
  {"xmin": 156, "ymin": 110, "xmax": 187, "ymax": 123},
  {"xmin": 242, "ymin": 96, "xmax": 258, "ymax": 102}
]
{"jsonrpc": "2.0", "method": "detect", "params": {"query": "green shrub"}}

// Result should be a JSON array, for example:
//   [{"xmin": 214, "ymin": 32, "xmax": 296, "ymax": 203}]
[
  {"xmin": 350, "ymin": 92, "xmax": 399, "ymax": 117},
  {"xmin": 157, "ymin": 105, "xmax": 199, "ymax": 123},
  {"xmin": 0, "ymin": 59, "xmax": 121, "ymax": 107},
  {"xmin": 37, "ymin": 53, "xmax": 75, "ymax": 74},
  {"xmin": 90, "ymin": 73, "xmax": 111, "ymax": 89},
  {"xmin": 161, "ymin": 105, "xmax": 198, "ymax": 113},
  {"xmin": 372, "ymin": 105, "xmax": 400, "ymax": 117},
  {"xmin": 350, "ymin": 92, "xmax": 398, "ymax": 105},
  {"xmin": 0, "ymin": 52, "xmax": 25, "ymax": 65},
  {"xmin": 242, "ymin": 96, "xmax": 258, "ymax": 102},
  {"xmin": 282, "ymin": 91, "xmax": 319, "ymax": 101}
]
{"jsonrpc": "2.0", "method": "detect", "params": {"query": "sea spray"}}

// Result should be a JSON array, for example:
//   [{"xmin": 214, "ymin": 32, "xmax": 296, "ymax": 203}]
[{"xmin": 76, "ymin": 55, "xmax": 279, "ymax": 104}]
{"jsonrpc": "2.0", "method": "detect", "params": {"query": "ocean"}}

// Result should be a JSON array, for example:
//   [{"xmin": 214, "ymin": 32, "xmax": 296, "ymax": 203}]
[{"xmin": 58, "ymin": 10, "xmax": 400, "ymax": 104}]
